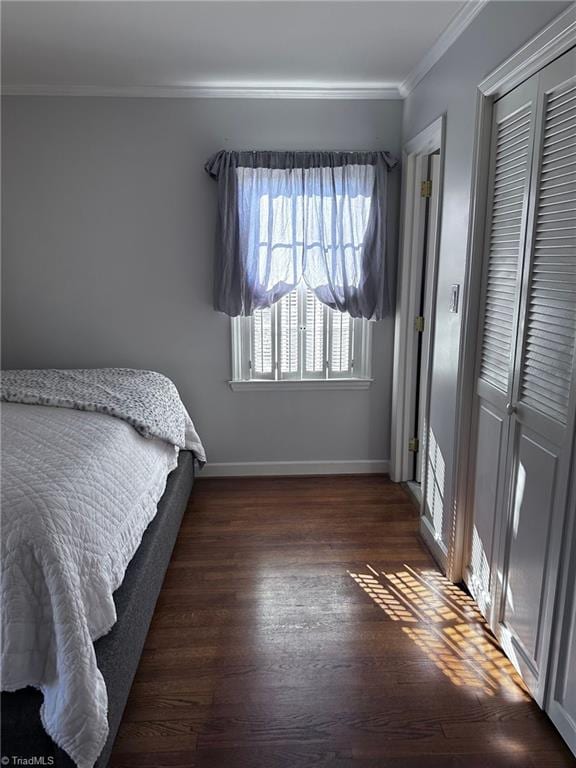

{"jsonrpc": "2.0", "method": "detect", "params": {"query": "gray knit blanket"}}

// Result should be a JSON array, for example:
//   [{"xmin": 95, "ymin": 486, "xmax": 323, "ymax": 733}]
[{"xmin": 1, "ymin": 368, "xmax": 206, "ymax": 461}]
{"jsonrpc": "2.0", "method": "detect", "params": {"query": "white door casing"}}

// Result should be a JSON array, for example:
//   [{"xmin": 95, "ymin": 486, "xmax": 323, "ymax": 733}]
[
  {"xmin": 546, "ymin": 441, "xmax": 576, "ymax": 755},
  {"xmin": 392, "ymin": 117, "xmax": 444, "ymax": 484}
]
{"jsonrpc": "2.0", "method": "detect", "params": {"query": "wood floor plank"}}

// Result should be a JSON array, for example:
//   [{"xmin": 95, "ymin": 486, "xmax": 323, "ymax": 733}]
[{"xmin": 109, "ymin": 475, "xmax": 574, "ymax": 767}]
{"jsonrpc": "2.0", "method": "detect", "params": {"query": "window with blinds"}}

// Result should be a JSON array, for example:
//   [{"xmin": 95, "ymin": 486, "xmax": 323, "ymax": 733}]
[{"xmin": 232, "ymin": 284, "xmax": 371, "ymax": 383}]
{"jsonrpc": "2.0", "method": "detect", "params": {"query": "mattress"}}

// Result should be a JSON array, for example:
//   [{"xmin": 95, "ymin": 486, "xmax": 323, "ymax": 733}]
[
  {"xmin": 1, "ymin": 403, "xmax": 184, "ymax": 766},
  {"xmin": 1, "ymin": 449, "xmax": 195, "ymax": 767}
]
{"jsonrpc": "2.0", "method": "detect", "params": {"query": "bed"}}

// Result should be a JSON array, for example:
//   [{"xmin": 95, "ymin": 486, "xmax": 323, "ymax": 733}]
[{"xmin": 0, "ymin": 369, "xmax": 205, "ymax": 768}]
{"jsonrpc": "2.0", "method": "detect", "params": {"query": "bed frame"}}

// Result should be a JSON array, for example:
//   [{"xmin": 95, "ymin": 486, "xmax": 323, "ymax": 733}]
[{"xmin": 1, "ymin": 450, "xmax": 195, "ymax": 767}]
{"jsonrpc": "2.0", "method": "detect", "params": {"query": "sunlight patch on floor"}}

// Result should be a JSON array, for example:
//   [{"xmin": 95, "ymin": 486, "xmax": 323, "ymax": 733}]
[{"xmin": 348, "ymin": 564, "xmax": 530, "ymax": 701}]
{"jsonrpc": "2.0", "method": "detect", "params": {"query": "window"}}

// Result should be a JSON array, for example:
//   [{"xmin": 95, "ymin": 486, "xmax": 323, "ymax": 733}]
[
  {"xmin": 231, "ymin": 284, "xmax": 372, "ymax": 388},
  {"xmin": 206, "ymin": 149, "xmax": 396, "ymax": 324},
  {"xmin": 206, "ymin": 150, "xmax": 394, "ymax": 390}
]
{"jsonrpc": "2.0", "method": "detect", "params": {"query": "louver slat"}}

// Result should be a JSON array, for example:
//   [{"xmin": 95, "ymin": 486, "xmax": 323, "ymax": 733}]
[
  {"xmin": 480, "ymin": 104, "xmax": 533, "ymax": 392},
  {"xmin": 520, "ymin": 83, "xmax": 576, "ymax": 425}
]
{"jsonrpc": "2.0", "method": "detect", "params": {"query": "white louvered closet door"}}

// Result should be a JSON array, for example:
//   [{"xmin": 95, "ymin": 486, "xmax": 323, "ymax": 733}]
[
  {"xmin": 493, "ymin": 47, "xmax": 576, "ymax": 707},
  {"xmin": 468, "ymin": 75, "xmax": 538, "ymax": 620}
]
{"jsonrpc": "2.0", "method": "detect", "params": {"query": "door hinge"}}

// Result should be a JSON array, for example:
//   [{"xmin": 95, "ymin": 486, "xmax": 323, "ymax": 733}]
[
  {"xmin": 421, "ymin": 179, "xmax": 432, "ymax": 198},
  {"xmin": 415, "ymin": 315, "xmax": 425, "ymax": 333},
  {"xmin": 408, "ymin": 437, "xmax": 419, "ymax": 453}
]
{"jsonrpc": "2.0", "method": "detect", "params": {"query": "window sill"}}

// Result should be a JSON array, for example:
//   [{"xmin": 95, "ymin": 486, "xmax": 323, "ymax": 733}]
[{"xmin": 229, "ymin": 378, "xmax": 373, "ymax": 391}]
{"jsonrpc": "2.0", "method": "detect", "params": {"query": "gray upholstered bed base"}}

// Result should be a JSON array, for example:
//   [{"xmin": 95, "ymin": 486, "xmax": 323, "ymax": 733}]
[{"xmin": 1, "ymin": 450, "xmax": 195, "ymax": 767}]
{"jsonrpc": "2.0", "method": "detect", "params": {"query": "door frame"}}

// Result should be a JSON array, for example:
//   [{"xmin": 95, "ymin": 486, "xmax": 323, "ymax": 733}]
[
  {"xmin": 415, "ymin": 152, "xmax": 441, "ymax": 488},
  {"xmin": 391, "ymin": 116, "xmax": 445, "ymax": 561},
  {"xmin": 452, "ymin": 4, "xmax": 576, "ymax": 584},
  {"xmin": 546, "ymin": 433, "xmax": 576, "ymax": 754}
]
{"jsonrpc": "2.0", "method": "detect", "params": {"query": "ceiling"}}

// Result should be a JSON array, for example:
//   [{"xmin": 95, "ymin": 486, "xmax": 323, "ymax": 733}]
[{"xmin": 2, "ymin": 1, "xmax": 474, "ymax": 98}]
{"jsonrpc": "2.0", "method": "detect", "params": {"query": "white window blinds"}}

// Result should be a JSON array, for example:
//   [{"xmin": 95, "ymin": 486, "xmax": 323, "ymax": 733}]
[
  {"xmin": 305, "ymin": 290, "xmax": 326, "ymax": 375},
  {"xmin": 251, "ymin": 306, "xmax": 274, "ymax": 377},
  {"xmin": 243, "ymin": 285, "xmax": 366, "ymax": 382}
]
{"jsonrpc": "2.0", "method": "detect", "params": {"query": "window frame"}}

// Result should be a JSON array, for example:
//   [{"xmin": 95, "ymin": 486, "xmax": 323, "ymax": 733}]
[{"xmin": 230, "ymin": 284, "xmax": 373, "ymax": 390}]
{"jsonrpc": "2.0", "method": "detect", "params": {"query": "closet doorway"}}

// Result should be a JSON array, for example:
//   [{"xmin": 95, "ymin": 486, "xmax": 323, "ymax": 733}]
[
  {"xmin": 453, "ymin": 7, "xmax": 575, "ymax": 754},
  {"xmin": 466, "ymin": 40, "xmax": 576, "ymax": 714}
]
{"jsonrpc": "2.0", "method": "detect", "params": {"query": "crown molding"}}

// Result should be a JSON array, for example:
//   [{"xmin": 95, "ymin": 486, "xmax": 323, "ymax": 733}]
[
  {"xmin": 1, "ymin": 2, "xmax": 491, "ymax": 102},
  {"xmin": 1, "ymin": 82, "xmax": 402, "ymax": 100},
  {"xmin": 399, "ymin": 0, "xmax": 489, "ymax": 97},
  {"xmin": 479, "ymin": 1, "xmax": 576, "ymax": 97}
]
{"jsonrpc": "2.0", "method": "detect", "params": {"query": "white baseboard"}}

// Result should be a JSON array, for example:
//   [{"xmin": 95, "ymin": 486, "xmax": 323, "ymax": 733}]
[{"xmin": 200, "ymin": 459, "xmax": 390, "ymax": 478}]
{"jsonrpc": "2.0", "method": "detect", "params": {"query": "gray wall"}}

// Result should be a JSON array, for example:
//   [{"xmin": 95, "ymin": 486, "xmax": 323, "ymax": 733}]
[
  {"xmin": 1, "ymin": 97, "xmax": 403, "ymax": 466},
  {"xmin": 402, "ymin": 1, "xmax": 569, "ymax": 546}
]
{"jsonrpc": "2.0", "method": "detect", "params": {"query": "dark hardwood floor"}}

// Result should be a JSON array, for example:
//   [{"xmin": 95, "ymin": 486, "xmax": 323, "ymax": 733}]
[{"xmin": 110, "ymin": 476, "xmax": 575, "ymax": 768}]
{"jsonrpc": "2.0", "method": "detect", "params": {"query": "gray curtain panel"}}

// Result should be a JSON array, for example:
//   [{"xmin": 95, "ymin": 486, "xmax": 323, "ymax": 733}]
[{"xmin": 205, "ymin": 150, "xmax": 398, "ymax": 319}]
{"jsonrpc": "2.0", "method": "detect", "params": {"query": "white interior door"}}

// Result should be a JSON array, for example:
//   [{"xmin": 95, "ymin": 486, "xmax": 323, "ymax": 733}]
[
  {"xmin": 468, "ymin": 74, "xmax": 538, "ymax": 620},
  {"xmin": 416, "ymin": 153, "xmax": 441, "ymax": 486},
  {"xmin": 494, "ymin": 47, "xmax": 576, "ymax": 706},
  {"xmin": 404, "ymin": 153, "xmax": 432, "ymax": 490}
]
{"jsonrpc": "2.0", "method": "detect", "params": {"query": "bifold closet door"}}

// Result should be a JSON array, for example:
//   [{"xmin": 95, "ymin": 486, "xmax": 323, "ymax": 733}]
[
  {"xmin": 502, "ymin": 47, "xmax": 576, "ymax": 724},
  {"xmin": 493, "ymin": 46, "xmax": 576, "ymax": 705},
  {"xmin": 467, "ymin": 75, "xmax": 538, "ymax": 620}
]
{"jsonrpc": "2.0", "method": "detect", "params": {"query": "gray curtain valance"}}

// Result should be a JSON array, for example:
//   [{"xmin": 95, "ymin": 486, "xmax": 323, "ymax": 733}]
[{"xmin": 205, "ymin": 149, "xmax": 399, "ymax": 319}]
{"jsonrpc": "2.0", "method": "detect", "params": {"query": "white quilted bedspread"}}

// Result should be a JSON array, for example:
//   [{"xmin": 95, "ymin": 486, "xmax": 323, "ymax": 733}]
[{"xmin": 1, "ymin": 403, "xmax": 184, "ymax": 768}]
